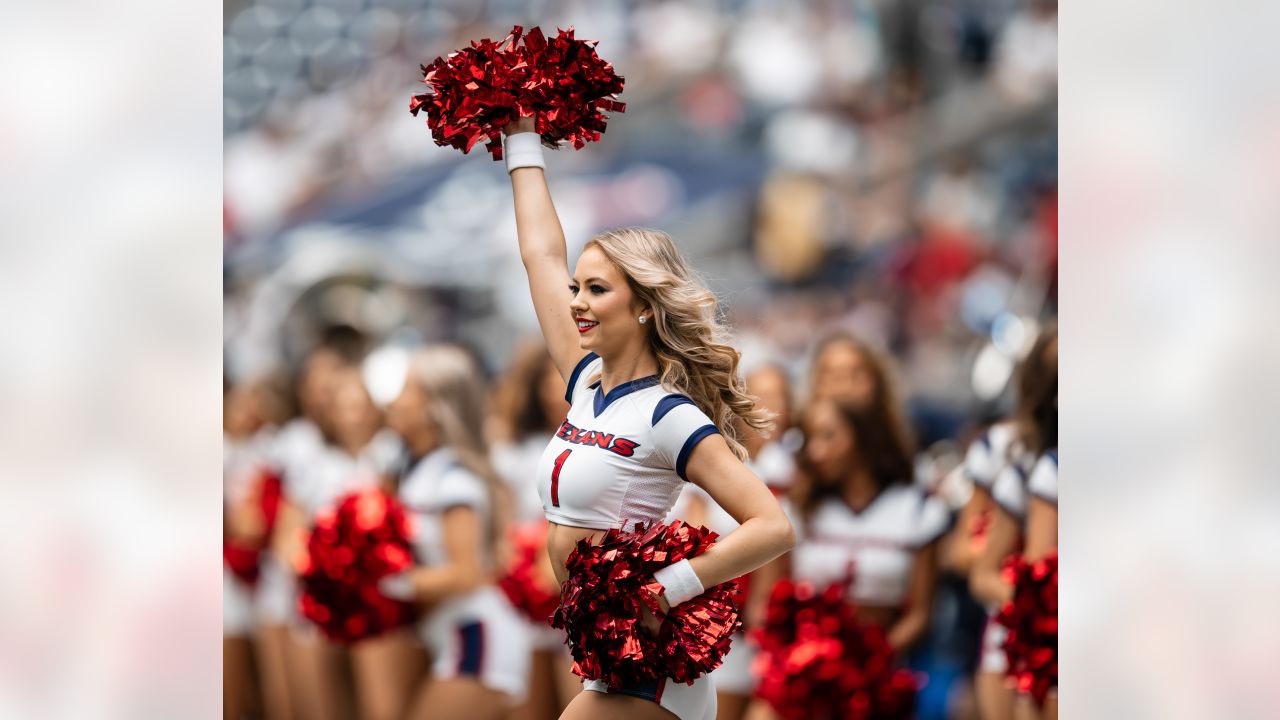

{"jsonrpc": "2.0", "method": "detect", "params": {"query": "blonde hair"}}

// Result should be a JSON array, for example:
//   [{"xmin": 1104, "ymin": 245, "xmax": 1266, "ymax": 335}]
[
  {"xmin": 585, "ymin": 228, "xmax": 772, "ymax": 460},
  {"xmin": 406, "ymin": 344, "xmax": 509, "ymax": 551}
]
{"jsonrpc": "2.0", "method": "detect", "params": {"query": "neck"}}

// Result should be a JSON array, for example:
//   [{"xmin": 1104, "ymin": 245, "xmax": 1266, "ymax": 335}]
[
  {"xmin": 842, "ymin": 465, "xmax": 880, "ymax": 511},
  {"xmin": 597, "ymin": 347, "xmax": 660, "ymax": 393},
  {"xmin": 407, "ymin": 433, "xmax": 439, "ymax": 459}
]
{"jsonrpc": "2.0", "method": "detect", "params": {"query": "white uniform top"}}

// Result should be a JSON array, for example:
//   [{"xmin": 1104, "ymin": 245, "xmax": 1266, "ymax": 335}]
[
  {"xmin": 398, "ymin": 447, "xmax": 494, "ymax": 572},
  {"xmin": 1027, "ymin": 449, "xmax": 1058, "ymax": 505},
  {"xmin": 785, "ymin": 486, "xmax": 950, "ymax": 607},
  {"xmin": 288, "ymin": 429, "xmax": 403, "ymax": 516},
  {"xmin": 537, "ymin": 353, "xmax": 722, "ymax": 532},
  {"xmin": 666, "ymin": 442, "xmax": 796, "ymax": 537},
  {"xmin": 493, "ymin": 435, "xmax": 556, "ymax": 526},
  {"xmin": 225, "ymin": 430, "xmax": 275, "ymax": 506},
  {"xmin": 963, "ymin": 421, "xmax": 1035, "ymax": 491}
]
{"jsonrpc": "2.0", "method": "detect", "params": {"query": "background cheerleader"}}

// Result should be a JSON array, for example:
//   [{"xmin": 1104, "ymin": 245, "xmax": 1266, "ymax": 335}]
[
  {"xmin": 969, "ymin": 325, "xmax": 1057, "ymax": 720},
  {"xmin": 745, "ymin": 393, "xmax": 948, "ymax": 720},
  {"xmin": 380, "ymin": 344, "xmax": 531, "ymax": 720},
  {"xmin": 277, "ymin": 363, "xmax": 403, "ymax": 720},
  {"xmin": 490, "ymin": 339, "xmax": 581, "ymax": 720}
]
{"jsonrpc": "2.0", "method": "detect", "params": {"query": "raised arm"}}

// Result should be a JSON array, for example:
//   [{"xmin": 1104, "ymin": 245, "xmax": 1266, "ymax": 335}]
[{"xmin": 503, "ymin": 117, "xmax": 583, "ymax": 381}]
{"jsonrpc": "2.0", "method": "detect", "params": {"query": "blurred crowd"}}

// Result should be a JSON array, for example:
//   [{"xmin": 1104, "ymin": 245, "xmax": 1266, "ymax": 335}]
[{"xmin": 224, "ymin": 0, "xmax": 1055, "ymax": 718}]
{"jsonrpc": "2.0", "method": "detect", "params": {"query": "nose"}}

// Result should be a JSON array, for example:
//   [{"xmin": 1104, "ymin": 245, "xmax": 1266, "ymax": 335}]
[{"xmin": 569, "ymin": 290, "xmax": 588, "ymax": 313}]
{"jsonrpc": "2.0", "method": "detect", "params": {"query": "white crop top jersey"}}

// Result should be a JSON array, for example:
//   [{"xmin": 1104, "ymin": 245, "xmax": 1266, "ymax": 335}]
[
  {"xmin": 1027, "ymin": 449, "xmax": 1058, "ymax": 505},
  {"xmin": 537, "ymin": 353, "xmax": 722, "ymax": 532},
  {"xmin": 785, "ymin": 486, "xmax": 950, "ymax": 607},
  {"xmin": 398, "ymin": 447, "xmax": 493, "ymax": 571},
  {"xmin": 991, "ymin": 462, "xmax": 1030, "ymax": 521},
  {"xmin": 964, "ymin": 422, "xmax": 1035, "ymax": 491},
  {"xmin": 290, "ymin": 429, "xmax": 403, "ymax": 516}
]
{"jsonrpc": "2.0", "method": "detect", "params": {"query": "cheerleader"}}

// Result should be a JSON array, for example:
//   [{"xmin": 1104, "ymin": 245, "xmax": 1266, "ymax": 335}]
[
  {"xmin": 668, "ymin": 363, "xmax": 797, "ymax": 720},
  {"xmin": 502, "ymin": 116, "xmax": 795, "ymax": 720},
  {"xmin": 378, "ymin": 344, "xmax": 531, "ymax": 720},
  {"xmin": 224, "ymin": 379, "xmax": 270, "ymax": 719},
  {"xmin": 744, "ymin": 397, "xmax": 948, "ymax": 720},
  {"xmin": 969, "ymin": 325, "xmax": 1057, "ymax": 720},
  {"xmin": 490, "ymin": 340, "xmax": 581, "ymax": 720},
  {"xmin": 279, "ymin": 364, "xmax": 404, "ymax": 720}
]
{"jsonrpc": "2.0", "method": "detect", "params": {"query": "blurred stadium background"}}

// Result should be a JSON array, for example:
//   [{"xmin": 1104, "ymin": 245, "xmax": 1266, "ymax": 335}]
[
  {"xmin": 223, "ymin": 2, "xmax": 1054, "ymax": 716},
  {"xmin": 223, "ymin": 0, "xmax": 1056, "ymax": 444}
]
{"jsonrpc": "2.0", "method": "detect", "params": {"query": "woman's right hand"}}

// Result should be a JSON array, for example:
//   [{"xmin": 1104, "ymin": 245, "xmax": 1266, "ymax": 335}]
[{"xmin": 503, "ymin": 114, "xmax": 536, "ymax": 136}]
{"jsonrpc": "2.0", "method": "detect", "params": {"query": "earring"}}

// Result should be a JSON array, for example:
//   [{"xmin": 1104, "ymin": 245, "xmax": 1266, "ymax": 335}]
[{"xmin": 638, "ymin": 315, "xmax": 647, "ymax": 324}]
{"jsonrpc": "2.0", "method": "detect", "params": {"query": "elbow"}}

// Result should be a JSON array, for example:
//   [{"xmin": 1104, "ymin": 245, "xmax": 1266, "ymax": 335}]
[{"xmin": 773, "ymin": 515, "xmax": 796, "ymax": 557}]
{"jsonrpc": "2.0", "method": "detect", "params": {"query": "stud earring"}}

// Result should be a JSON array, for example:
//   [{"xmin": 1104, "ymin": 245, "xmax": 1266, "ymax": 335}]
[{"xmin": 638, "ymin": 315, "xmax": 647, "ymax": 324}]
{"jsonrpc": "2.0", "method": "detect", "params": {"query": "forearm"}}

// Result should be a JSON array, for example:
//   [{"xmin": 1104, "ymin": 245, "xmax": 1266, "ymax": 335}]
[
  {"xmin": 887, "ymin": 607, "xmax": 929, "ymax": 653},
  {"xmin": 405, "ymin": 563, "xmax": 485, "ymax": 604},
  {"xmin": 970, "ymin": 563, "xmax": 1013, "ymax": 606},
  {"xmin": 509, "ymin": 165, "xmax": 567, "ymax": 265},
  {"xmin": 686, "ymin": 515, "xmax": 794, "ymax": 591}
]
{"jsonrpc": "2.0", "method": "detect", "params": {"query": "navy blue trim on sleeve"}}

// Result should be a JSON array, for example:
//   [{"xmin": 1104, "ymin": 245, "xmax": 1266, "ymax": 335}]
[
  {"xmin": 651, "ymin": 394, "xmax": 695, "ymax": 426},
  {"xmin": 675, "ymin": 424, "xmax": 721, "ymax": 481},
  {"xmin": 564, "ymin": 353, "xmax": 600, "ymax": 403}
]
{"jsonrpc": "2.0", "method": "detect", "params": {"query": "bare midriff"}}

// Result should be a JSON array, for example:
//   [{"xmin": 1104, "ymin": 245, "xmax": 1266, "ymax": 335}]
[
  {"xmin": 546, "ymin": 521, "xmax": 608, "ymax": 586},
  {"xmin": 856, "ymin": 604, "xmax": 902, "ymax": 629}
]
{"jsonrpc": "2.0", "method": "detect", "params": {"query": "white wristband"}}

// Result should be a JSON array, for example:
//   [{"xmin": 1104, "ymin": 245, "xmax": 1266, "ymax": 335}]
[
  {"xmin": 503, "ymin": 131, "xmax": 546, "ymax": 173},
  {"xmin": 653, "ymin": 558, "xmax": 705, "ymax": 607},
  {"xmin": 377, "ymin": 572, "xmax": 415, "ymax": 601}
]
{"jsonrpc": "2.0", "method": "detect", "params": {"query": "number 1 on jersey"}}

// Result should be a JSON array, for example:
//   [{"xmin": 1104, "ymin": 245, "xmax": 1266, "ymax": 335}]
[{"xmin": 550, "ymin": 449, "xmax": 572, "ymax": 507}]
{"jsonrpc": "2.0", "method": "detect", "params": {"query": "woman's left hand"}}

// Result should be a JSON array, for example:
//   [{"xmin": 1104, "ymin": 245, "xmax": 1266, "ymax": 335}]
[{"xmin": 636, "ymin": 592, "xmax": 671, "ymax": 637}]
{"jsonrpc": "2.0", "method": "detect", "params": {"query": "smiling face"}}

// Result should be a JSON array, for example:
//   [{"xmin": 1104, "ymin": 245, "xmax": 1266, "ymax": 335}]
[
  {"xmin": 569, "ymin": 245, "xmax": 650, "ymax": 357},
  {"xmin": 803, "ymin": 400, "xmax": 858, "ymax": 484},
  {"xmin": 813, "ymin": 340, "xmax": 877, "ymax": 409}
]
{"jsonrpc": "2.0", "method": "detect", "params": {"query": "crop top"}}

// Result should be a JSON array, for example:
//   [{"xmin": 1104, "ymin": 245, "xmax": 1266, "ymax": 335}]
[
  {"xmin": 964, "ymin": 422, "xmax": 1036, "ymax": 491},
  {"xmin": 1027, "ymin": 449, "xmax": 1058, "ymax": 505},
  {"xmin": 537, "ymin": 353, "xmax": 723, "ymax": 532},
  {"xmin": 397, "ymin": 447, "xmax": 493, "ymax": 572},
  {"xmin": 785, "ymin": 486, "xmax": 950, "ymax": 607}
]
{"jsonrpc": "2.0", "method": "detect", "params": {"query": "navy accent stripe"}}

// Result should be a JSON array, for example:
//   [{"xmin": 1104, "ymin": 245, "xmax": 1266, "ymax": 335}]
[
  {"xmin": 1047, "ymin": 448, "xmax": 1058, "ymax": 466},
  {"xmin": 651, "ymin": 394, "xmax": 694, "ymax": 426},
  {"xmin": 978, "ymin": 431, "xmax": 992, "ymax": 451},
  {"xmin": 675, "ymin": 424, "xmax": 720, "ymax": 481},
  {"xmin": 456, "ymin": 621, "xmax": 485, "ymax": 676},
  {"xmin": 593, "ymin": 375, "xmax": 660, "ymax": 417},
  {"xmin": 607, "ymin": 676, "xmax": 664, "ymax": 702},
  {"xmin": 564, "ymin": 353, "xmax": 600, "ymax": 403}
]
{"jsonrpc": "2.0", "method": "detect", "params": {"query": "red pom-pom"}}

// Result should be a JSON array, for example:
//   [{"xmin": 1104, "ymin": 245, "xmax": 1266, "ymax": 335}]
[
  {"xmin": 996, "ymin": 552, "xmax": 1058, "ymax": 706},
  {"xmin": 497, "ymin": 521, "xmax": 562, "ymax": 625},
  {"xmin": 752, "ymin": 579, "xmax": 917, "ymax": 720},
  {"xmin": 223, "ymin": 469, "xmax": 284, "ymax": 584},
  {"xmin": 550, "ymin": 520, "xmax": 741, "ymax": 687},
  {"xmin": 297, "ymin": 489, "xmax": 417, "ymax": 644},
  {"xmin": 411, "ymin": 25, "xmax": 625, "ymax": 160}
]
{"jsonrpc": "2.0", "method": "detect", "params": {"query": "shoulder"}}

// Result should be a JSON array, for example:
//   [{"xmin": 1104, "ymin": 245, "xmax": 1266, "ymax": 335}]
[
  {"xmin": 1028, "ymin": 449, "xmax": 1058, "ymax": 504},
  {"xmin": 564, "ymin": 353, "xmax": 603, "ymax": 404},
  {"xmin": 884, "ymin": 484, "xmax": 951, "ymax": 546}
]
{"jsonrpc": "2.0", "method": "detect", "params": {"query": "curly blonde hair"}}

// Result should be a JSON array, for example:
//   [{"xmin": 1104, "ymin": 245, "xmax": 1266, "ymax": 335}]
[{"xmin": 585, "ymin": 228, "xmax": 772, "ymax": 461}]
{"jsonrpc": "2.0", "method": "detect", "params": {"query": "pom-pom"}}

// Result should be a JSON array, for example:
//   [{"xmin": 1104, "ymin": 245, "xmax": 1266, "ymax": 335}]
[
  {"xmin": 296, "ymin": 489, "xmax": 417, "ymax": 644},
  {"xmin": 223, "ymin": 468, "xmax": 283, "ymax": 584},
  {"xmin": 996, "ymin": 551, "xmax": 1058, "ymax": 705},
  {"xmin": 752, "ymin": 579, "xmax": 917, "ymax": 720},
  {"xmin": 411, "ymin": 25, "xmax": 625, "ymax": 160},
  {"xmin": 497, "ymin": 521, "xmax": 562, "ymax": 625},
  {"xmin": 550, "ymin": 520, "xmax": 741, "ymax": 687}
]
